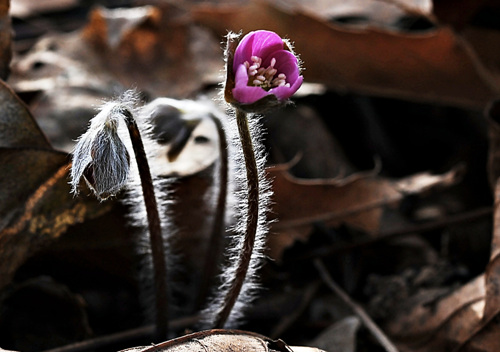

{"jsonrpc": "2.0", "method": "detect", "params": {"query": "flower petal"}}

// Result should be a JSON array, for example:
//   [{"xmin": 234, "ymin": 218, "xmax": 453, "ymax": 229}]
[
  {"xmin": 263, "ymin": 50, "xmax": 300, "ymax": 84},
  {"xmin": 233, "ymin": 30, "xmax": 284, "ymax": 69},
  {"xmin": 269, "ymin": 75, "xmax": 304, "ymax": 101},
  {"xmin": 232, "ymin": 64, "xmax": 269, "ymax": 104}
]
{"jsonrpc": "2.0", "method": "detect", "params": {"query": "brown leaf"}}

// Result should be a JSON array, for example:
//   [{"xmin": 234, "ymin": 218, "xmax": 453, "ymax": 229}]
[
  {"xmin": 192, "ymin": 0, "xmax": 499, "ymax": 108},
  {"xmin": 0, "ymin": 79, "xmax": 50, "ymax": 149},
  {"xmin": 385, "ymin": 275, "xmax": 485, "ymax": 351},
  {"xmin": 0, "ymin": 149, "xmax": 111, "ymax": 290},
  {"xmin": 267, "ymin": 164, "xmax": 462, "ymax": 260},
  {"xmin": 81, "ymin": 5, "xmax": 222, "ymax": 98},
  {"xmin": 0, "ymin": 80, "xmax": 110, "ymax": 290},
  {"xmin": 383, "ymin": 171, "xmax": 500, "ymax": 351},
  {"xmin": 120, "ymin": 329, "xmax": 325, "ymax": 352}
]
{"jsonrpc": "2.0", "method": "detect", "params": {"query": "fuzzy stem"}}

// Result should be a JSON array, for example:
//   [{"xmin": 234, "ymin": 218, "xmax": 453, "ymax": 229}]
[
  {"xmin": 213, "ymin": 108, "xmax": 260, "ymax": 328},
  {"xmin": 123, "ymin": 109, "xmax": 169, "ymax": 341},
  {"xmin": 197, "ymin": 114, "xmax": 229, "ymax": 309}
]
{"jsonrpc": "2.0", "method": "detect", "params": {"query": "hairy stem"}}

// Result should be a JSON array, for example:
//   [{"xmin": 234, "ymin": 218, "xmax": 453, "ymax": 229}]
[
  {"xmin": 214, "ymin": 108, "xmax": 259, "ymax": 328},
  {"xmin": 197, "ymin": 115, "xmax": 229, "ymax": 309},
  {"xmin": 123, "ymin": 110, "xmax": 169, "ymax": 341}
]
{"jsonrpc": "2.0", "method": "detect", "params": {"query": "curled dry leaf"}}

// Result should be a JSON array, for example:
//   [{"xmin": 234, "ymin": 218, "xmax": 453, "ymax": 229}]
[
  {"xmin": 267, "ymin": 163, "xmax": 463, "ymax": 260},
  {"xmin": 385, "ymin": 275, "xmax": 486, "ymax": 351},
  {"xmin": 120, "ymin": 329, "xmax": 325, "ymax": 352},
  {"xmin": 191, "ymin": 0, "xmax": 499, "ymax": 108},
  {"xmin": 0, "ymin": 80, "xmax": 109, "ymax": 290}
]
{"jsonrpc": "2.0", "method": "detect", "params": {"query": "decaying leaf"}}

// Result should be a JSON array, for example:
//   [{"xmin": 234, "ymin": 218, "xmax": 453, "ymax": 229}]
[
  {"xmin": 192, "ymin": 0, "xmax": 500, "ymax": 108},
  {"xmin": 0, "ymin": 79, "xmax": 50, "ymax": 149},
  {"xmin": 0, "ymin": 80, "xmax": 110, "ymax": 290},
  {"xmin": 377, "ymin": 100, "xmax": 500, "ymax": 350},
  {"xmin": 121, "ymin": 329, "xmax": 325, "ymax": 352},
  {"xmin": 80, "ymin": 4, "xmax": 221, "ymax": 98},
  {"xmin": 267, "ymin": 163, "xmax": 462, "ymax": 260}
]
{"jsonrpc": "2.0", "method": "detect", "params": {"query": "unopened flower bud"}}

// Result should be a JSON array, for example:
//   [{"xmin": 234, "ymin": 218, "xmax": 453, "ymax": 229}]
[{"xmin": 71, "ymin": 104, "xmax": 131, "ymax": 200}]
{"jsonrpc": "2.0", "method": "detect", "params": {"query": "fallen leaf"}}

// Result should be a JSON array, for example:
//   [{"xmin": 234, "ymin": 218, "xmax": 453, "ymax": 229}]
[
  {"xmin": 81, "ymin": 4, "xmax": 222, "ymax": 98},
  {"xmin": 267, "ymin": 164, "xmax": 462, "ymax": 260},
  {"xmin": 385, "ymin": 275, "xmax": 485, "ymax": 351},
  {"xmin": 0, "ymin": 80, "xmax": 110, "ymax": 290},
  {"xmin": 309, "ymin": 315, "xmax": 361, "ymax": 352},
  {"xmin": 120, "ymin": 329, "xmax": 325, "ymax": 352},
  {"xmin": 0, "ymin": 79, "xmax": 50, "ymax": 148},
  {"xmin": 192, "ymin": 0, "xmax": 500, "ymax": 108}
]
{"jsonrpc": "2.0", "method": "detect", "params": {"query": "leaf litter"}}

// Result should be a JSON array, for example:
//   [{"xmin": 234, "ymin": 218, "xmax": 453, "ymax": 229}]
[{"xmin": 1, "ymin": 0, "xmax": 500, "ymax": 351}]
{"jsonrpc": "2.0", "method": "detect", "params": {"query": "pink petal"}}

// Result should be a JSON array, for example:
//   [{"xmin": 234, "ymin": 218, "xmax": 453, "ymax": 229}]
[
  {"xmin": 232, "ymin": 64, "xmax": 269, "ymax": 104},
  {"xmin": 263, "ymin": 50, "xmax": 300, "ymax": 83},
  {"xmin": 269, "ymin": 75, "xmax": 304, "ymax": 101},
  {"xmin": 233, "ymin": 30, "xmax": 284, "ymax": 69}
]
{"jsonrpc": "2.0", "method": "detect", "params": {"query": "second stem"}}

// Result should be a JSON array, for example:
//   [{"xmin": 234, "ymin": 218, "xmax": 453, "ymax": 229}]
[{"xmin": 124, "ymin": 111, "xmax": 169, "ymax": 341}]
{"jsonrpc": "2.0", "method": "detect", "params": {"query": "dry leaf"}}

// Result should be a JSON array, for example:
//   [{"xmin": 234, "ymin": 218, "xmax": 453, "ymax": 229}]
[
  {"xmin": 385, "ymin": 275, "xmax": 485, "ymax": 351},
  {"xmin": 192, "ymin": 0, "xmax": 499, "ymax": 108},
  {"xmin": 10, "ymin": 5, "xmax": 222, "ymax": 100},
  {"xmin": 81, "ymin": 4, "xmax": 221, "ymax": 98},
  {"xmin": 267, "ymin": 164, "xmax": 462, "ymax": 260},
  {"xmin": 121, "ymin": 329, "xmax": 325, "ymax": 352},
  {"xmin": 0, "ymin": 80, "xmax": 110, "ymax": 290}
]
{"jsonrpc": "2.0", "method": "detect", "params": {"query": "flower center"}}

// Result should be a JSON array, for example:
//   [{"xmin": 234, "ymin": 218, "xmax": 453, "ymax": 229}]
[{"xmin": 244, "ymin": 56, "xmax": 289, "ymax": 90}]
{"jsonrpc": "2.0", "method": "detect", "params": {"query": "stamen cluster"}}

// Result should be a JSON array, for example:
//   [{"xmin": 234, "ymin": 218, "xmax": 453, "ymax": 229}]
[{"xmin": 244, "ymin": 56, "xmax": 288, "ymax": 90}]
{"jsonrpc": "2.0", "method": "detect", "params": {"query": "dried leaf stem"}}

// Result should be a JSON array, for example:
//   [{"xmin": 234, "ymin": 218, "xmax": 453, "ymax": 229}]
[
  {"xmin": 123, "ymin": 109, "xmax": 169, "ymax": 341},
  {"xmin": 213, "ymin": 108, "xmax": 260, "ymax": 328},
  {"xmin": 314, "ymin": 258, "xmax": 399, "ymax": 352}
]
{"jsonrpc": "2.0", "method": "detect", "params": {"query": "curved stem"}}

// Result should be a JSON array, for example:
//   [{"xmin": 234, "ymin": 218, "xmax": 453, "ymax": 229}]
[
  {"xmin": 197, "ymin": 115, "xmax": 229, "ymax": 309},
  {"xmin": 214, "ymin": 108, "xmax": 259, "ymax": 328},
  {"xmin": 123, "ymin": 110, "xmax": 169, "ymax": 341}
]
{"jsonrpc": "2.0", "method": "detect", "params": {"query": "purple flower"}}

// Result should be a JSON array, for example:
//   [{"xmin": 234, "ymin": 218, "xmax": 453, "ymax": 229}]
[{"xmin": 226, "ymin": 30, "xmax": 303, "ymax": 110}]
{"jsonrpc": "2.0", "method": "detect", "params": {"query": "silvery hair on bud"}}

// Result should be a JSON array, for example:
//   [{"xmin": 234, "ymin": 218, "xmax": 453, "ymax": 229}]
[
  {"xmin": 200, "ymin": 109, "xmax": 272, "ymax": 329},
  {"xmin": 70, "ymin": 90, "xmax": 139, "ymax": 200}
]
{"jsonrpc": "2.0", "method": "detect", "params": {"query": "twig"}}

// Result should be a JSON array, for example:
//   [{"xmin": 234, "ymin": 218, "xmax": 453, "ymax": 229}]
[
  {"xmin": 123, "ymin": 110, "xmax": 169, "ymax": 341},
  {"xmin": 40, "ymin": 315, "xmax": 200, "ymax": 352},
  {"xmin": 314, "ymin": 259, "xmax": 399, "ymax": 352}
]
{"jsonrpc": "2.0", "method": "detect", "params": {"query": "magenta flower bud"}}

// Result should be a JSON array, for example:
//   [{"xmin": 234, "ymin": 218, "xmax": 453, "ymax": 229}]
[{"xmin": 224, "ymin": 30, "xmax": 303, "ymax": 112}]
